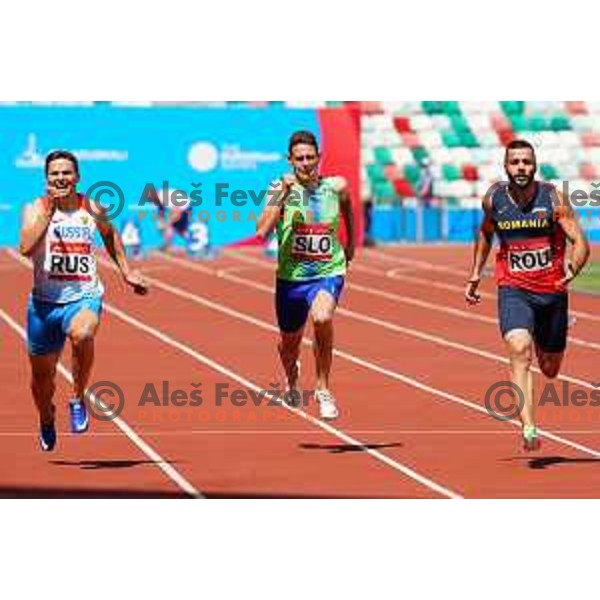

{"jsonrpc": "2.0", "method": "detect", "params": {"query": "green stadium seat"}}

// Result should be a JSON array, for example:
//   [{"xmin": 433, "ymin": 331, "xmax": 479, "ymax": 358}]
[
  {"xmin": 540, "ymin": 164, "xmax": 559, "ymax": 180},
  {"xmin": 509, "ymin": 115, "xmax": 527, "ymax": 132},
  {"xmin": 374, "ymin": 180, "xmax": 396, "ymax": 202},
  {"xmin": 411, "ymin": 147, "xmax": 429, "ymax": 164},
  {"xmin": 550, "ymin": 115, "xmax": 571, "ymax": 131},
  {"xmin": 422, "ymin": 101, "xmax": 444, "ymax": 115},
  {"xmin": 404, "ymin": 164, "xmax": 421, "ymax": 186},
  {"xmin": 530, "ymin": 116, "xmax": 547, "ymax": 131},
  {"xmin": 367, "ymin": 163, "xmax": 387, "ymax": 183},
  {"xmin": 459, "ymin": 131, "xmax": 479, "ymax": 147},
  {"xmin": 443, "ymin": 101, "xmax": 461, "ymax": 115},
  {"xmin": 374, "ymin": 147, "xmax": 394, "ymax": 165},
  {"xmin": 500, "ymin": 101, "xmax": 525, "ymax": 116},
  {"xmin": 442, "ymin": 131, "xmax": 462, "ymax": 148},
  {"xmin": 442, "ymin": 164, "xmax": 462, "ymax": 181},
  {"xmin": 450, "ymin": 115, "xmax": 471, "ymax": 133}
]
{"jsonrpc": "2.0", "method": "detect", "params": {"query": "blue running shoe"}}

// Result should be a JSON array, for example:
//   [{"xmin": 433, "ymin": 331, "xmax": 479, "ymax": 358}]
[
  {"xmin": 69, "ymin": 399, "xmax": 89, "ymax": 434},
  {"xmin": 39, "ymin": 422, "xmax": 57, "ymax": 452}
]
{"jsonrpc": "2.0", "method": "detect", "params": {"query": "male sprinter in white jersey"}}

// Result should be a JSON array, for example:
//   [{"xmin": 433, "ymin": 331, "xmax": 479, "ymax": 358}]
[
  {"xmin": 257, "ymin": 131, "xmax": 355, "ymax": 420},
  {"xmin": 19, "ymin": 150, "xmax": 148, "ymax": 451}
]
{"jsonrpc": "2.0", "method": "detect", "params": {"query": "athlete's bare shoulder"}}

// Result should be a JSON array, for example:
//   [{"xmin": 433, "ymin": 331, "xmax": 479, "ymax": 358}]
[
  {"xmin": 482, "ymin": 181, "xmax": 506, "ymax": 213},
  {"xmin": 482, "ymin": 190, "xmax": 494, "ymax": 213}
]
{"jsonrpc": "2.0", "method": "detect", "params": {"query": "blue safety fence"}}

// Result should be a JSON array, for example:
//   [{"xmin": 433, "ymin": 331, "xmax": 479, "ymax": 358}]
[{"xmin": 371, "ymin": 202, "xmax": 600, "ymax": 243}]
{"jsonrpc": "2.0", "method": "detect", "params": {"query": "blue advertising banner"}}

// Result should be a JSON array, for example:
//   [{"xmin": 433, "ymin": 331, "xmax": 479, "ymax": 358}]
[{"xmin": 0, "ymin": 105, "xmax": 321, "ymax": 248}]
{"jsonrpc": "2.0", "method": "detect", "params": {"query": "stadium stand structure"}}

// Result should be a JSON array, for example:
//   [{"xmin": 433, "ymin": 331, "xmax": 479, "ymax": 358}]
[{"xmin": 360, "ymin": 101, "xmax": 600, "ymax": 207}]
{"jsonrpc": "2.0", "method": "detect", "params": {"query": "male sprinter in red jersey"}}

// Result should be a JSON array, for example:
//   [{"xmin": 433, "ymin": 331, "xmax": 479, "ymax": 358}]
[
  {"xmin": 256, "ymin": 131, "xmax": 355, "ymax": 420},
  {"xmin": 19, "ymin": 150, "xmax": 148, "ymax": 451},
  {"xmin": 466, "ymin": 140, "xmax": 590, "ymax": 450}
]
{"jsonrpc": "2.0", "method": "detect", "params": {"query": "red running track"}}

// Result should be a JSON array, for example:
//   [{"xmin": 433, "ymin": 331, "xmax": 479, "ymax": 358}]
[{"xmin": 1, "ymin": 244, "xmax": 599, "ymax": 498}]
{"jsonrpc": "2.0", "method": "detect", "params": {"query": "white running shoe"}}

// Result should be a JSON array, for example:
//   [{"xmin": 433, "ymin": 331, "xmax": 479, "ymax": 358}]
[{"xmin": 316, "ymin": 389, "xmax": 339, "ymax": 421}]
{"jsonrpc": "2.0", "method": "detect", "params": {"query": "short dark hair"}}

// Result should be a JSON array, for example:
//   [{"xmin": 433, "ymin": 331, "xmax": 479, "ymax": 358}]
[
  {"xmin": 45, "ymin": 150, "xmax": 80, "ymax": 175},
  {"xmin": 288, "ymin": 131, "xmax": 319, "ymax": 155},
  {"xmin": 505, "ymin": 139, "xmax": 536, "ymax": 161}
]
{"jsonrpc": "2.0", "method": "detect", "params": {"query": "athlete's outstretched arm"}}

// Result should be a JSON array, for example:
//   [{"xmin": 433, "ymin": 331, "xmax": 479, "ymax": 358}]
[
  {"xmin": 338, "ymin": 180, "xmax": 355, "ymax": 264},
  {"xmin": 554, "ymin": 190, "xmax": 590, "ymax": 286},
  {"xmin": 19, "ymin": 198, "xmax": 55, "ymax": 257},
  {"xmin": 96, "ymin": 219, "xmax": 148, "ymax": 295},
  {"xmin": 466, "ymin": 195, "xmax": 495, "ymax": 304},
  {"xmin": 256, "ymin": 177, "xmax": 293, "ymax": 241}
]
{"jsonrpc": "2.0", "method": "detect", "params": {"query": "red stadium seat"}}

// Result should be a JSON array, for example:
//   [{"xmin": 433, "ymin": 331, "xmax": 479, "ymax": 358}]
[
  {"xmin": 580, "ymin": 163, "xmax": 597, "ymax": 180},
  {"xmin": 462, "ymin": 165, "xmax": 479, "ymax": 182},
  {"xmin": 565, "ymin": 101, "xmax": 588, "ymax": 115},
  {"xmin": 384, "ymin": 164, "xmax": 401, "ymax": 180},
  {"xmin": 393, "ymin": 117, "xmax": 412, "ymax": 134},
  {"xmin": 498, "ymin": 129, "xmax": 515, "ymax": 146},
  {"xmin": 360, "ymin": 102, "xmax": 384, "ymax": 115},
  {"xmin": 401, "ymin": 132, "xmax": 421, "ymax": 149},
  {"xmin": 491, "ymin": 113, "xmax": 511, "ymax": 133},
  {"xmin": 393, "ymin": 178, "xmax": 415, "ymax": 197},
  {"xmin": 582, "ymin": 132, "xmax": 600, "ymax": 147}
]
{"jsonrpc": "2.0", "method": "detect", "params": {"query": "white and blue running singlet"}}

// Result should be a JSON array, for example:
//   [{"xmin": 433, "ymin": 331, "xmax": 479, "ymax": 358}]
[{"xmin": 31, "ymin": 197, "xmax": 104, "ymax": 304}]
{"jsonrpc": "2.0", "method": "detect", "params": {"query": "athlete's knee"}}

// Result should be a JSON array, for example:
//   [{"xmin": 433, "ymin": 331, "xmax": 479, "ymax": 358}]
[
  {"xmin": 30, "ymin": 356, "xmax": 58, "ymax": 380},
  {"xmin": 279, "ymin": 331, "xmax": 303, "ymax": 355},
  {"xmin": 506, "ymin": 331, "xmax": 533, "ymax": 365},
  {"xmin": 30, "ymin": 366, "xmax": 56, "ymax": 395},
  {"xmin": 311, "ymin": 291, "xmax": 336, "ymax": 326},
  {"xmin": 539, "ymin": 353, "xmax": 563, "ymax": 379},
  {"xmin": 69, "ymin": 319, "xmax": 98, "ymax": 346},
  {"xmin": 311, "ymin": 307, "xmax": 334, "ymax": 327},
  {"xmin": 541, "ymin": 363, "xmax": 561, "ymax": 379}
]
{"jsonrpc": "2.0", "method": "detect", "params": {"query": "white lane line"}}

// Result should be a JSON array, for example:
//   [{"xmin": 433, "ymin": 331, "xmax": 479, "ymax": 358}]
[
  {"xmin": 373, "ymin": 254, "xmax": 600, "ymax": 325},
  {"xmin": 366, "ymin": 249, "xmax": 468, "ymax": 276},
  {"xmin": 120, "ymin": 253, "xmax": 600, "ymax": 462},
  {"xmin": 0, "ymin": 305, "xmax": 202, "ymax": 499},
  {"xmin": 216, "ymin": 251, "xmax": 600, "ymax": 368},
  {"xmin": 103, "ymin": 302, "xmax": 463, "ymax": 499},
  {"xmin": 8, "ymin": 251, "xmax": 462, "ymax": 498}
]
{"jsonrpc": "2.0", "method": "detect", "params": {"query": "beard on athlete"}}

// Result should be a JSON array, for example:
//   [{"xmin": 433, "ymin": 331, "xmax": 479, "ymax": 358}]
[{"xmin": 505, "ymin": 145, "xmax": 537, "ymax": 203}]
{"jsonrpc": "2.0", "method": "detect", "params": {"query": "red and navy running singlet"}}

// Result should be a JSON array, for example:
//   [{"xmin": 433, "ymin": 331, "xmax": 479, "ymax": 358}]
[{"xmin": 491, "ymin": 182, "xmax": 566, "ymax": 294}]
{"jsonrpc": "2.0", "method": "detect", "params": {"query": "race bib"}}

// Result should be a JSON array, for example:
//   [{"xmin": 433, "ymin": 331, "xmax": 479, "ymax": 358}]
[
  {"xmin": 291, "ymin": 223, "xmax": 333, "ymax": 262},
  {"xmin": 508, "ymin": 247, "xmax": 552, "ymax": 273},
  {"xmin": 45, "ymin": 241, "xmax": 94, "ymax": 281}
]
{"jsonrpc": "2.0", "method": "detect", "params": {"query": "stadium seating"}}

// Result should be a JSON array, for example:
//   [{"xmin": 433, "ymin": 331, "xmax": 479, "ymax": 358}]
[{"xmin": 361, "ymin": 101, "xmax": 600, "ymax": 209}]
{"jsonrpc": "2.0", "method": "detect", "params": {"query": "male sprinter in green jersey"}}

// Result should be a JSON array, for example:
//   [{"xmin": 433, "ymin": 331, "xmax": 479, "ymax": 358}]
[{"xmin": 257, "ymin": 131, "xmax": 355, "ymax": 420}]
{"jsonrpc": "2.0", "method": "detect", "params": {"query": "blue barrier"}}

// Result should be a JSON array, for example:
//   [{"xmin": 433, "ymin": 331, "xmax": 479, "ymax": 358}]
[{"xmin": 371, "ymin": 205, "xmax": 600, "ymax": 243}]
